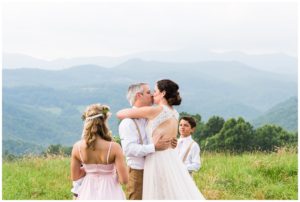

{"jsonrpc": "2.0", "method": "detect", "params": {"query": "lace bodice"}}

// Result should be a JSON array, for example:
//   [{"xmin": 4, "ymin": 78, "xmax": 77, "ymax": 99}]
[
  {"xmin": 147, "ymin": 105, "xmax": 179, "ymax": 140},
  {"xmin": 142, "ymin": 107, "xmax": 205, "ymax": 200}
]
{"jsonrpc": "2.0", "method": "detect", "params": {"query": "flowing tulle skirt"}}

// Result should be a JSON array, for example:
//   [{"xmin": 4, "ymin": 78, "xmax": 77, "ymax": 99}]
[
  {"xmin": 77, "ymin": 171, "xmax": 126, "ymax": 200},
  {"xmin": 143, "ymin": 148, "xmax": 205, "ymax": 200}
]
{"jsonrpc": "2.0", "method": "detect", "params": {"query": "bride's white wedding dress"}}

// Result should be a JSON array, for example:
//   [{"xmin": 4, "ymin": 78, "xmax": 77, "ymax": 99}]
[{"xmin": 142, "ymin": 105, "xmax": 205, "ymax": 200}]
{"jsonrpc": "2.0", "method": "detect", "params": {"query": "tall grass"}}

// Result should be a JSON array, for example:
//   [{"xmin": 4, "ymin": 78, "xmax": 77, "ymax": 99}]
[
  {"xmin": 194, "ymin": 147, "xmax": 298, "ymax": 199},
  {"xmin": 3, "ymin": 148, "xmax": 298, "ymax": 200},
  {"xmin": 3, "ymin": 155, "xmax": 72, "ymax": 200}
]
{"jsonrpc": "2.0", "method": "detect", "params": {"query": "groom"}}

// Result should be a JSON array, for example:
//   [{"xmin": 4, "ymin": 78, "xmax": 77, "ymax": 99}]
[{"xmin": 119, "ymin": 83, "xmax": 176, "ymax": 200}]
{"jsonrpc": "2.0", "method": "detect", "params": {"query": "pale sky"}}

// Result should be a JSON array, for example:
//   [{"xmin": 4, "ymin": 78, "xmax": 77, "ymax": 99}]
[{"xmin": 2, "ymin": 0, "xmax": 298, "ymax": 60}]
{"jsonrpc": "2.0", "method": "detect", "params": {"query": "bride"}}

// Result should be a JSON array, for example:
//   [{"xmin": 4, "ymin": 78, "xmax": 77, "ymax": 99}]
[{"xmin": 117, "ymin": 79, "xmax": 205, "ymax": 200}]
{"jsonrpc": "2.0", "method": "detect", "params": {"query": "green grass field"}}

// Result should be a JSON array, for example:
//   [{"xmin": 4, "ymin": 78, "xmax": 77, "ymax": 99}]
[
  {"xmin": 195, "ymin": 148, "xmax": 298, "ymax": 199},
  {"xmin": 3, "ymin": 148, "xmax": 298, "ymax": 200}
]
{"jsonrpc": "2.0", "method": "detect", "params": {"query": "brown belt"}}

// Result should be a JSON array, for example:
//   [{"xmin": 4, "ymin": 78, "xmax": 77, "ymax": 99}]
[{"xmin": 129, "ymin": 167, "xmax": 144, "ymax": 172}]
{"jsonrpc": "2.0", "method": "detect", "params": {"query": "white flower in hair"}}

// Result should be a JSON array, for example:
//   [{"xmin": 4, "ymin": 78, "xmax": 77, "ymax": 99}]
[{"xmin": 85, "ymin": 113, "xmax": 104, "ymax": 121}]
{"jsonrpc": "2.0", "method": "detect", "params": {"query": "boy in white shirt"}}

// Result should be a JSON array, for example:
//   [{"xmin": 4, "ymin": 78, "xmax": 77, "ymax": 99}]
[{"xmin": 177, "ymin": 116, "xmax": 201, "ymax": 175}]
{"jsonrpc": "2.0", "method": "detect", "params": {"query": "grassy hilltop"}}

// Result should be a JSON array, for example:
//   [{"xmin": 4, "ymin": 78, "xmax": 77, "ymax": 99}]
[{"xmin": 3, "ymin": 148, "xmax": 297, "ymax": 200}]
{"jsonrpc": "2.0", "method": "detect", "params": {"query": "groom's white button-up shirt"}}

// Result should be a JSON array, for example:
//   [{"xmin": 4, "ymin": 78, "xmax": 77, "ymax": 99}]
[
  {"xmin": 177, "ymin": 136, "xmax": 201, "ymax": 172},
  {"xmin": 119, "ymin": 118, "xmax": 155, "ymax": 170}
]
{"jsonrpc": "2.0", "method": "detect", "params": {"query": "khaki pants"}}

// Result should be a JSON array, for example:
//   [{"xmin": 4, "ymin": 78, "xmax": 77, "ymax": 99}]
[{"xmin": 126, "ymin": 167, "xmax": 143, "ymax": 200}]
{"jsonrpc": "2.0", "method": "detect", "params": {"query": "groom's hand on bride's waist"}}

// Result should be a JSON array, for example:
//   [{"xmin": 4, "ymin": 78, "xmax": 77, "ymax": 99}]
[
  {"xmin": 154, "ymin": 137, "xmax": 171, "ymax": 151},
  {"xmin": 170, "ymin": 137, "xmax": 177, "ymax": 149},
  {"xmin": 154, "ymin": 137, "xmax": 177, "ymax": 151}
]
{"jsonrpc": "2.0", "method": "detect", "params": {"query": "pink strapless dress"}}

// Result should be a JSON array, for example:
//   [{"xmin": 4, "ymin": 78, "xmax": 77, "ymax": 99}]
[{"xmin": 77, "ymin": 163, "xmax": 126, "ymax": 200}]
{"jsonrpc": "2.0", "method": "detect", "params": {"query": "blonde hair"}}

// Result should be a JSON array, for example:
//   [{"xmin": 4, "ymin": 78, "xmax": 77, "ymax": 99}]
[
  {"xmin": 126, "ymin": 83, "xmax": 147, "ymax": 106},
  {"xmin": 81, "ymin": 103, "xmax": 112, "ymax": 150}
]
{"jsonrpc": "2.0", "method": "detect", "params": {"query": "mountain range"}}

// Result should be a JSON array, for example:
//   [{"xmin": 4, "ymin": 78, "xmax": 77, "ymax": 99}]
[
  {"xmin": 252, "ymin": 96, "xmax": 298, "ymax": 132},
  {"xmin": 3, "ymin": 50, "xmax": 297, "ymax": 80},
  {"xmin": 3, "ymin": 57, "xmax": 297, "ymax": 154}
]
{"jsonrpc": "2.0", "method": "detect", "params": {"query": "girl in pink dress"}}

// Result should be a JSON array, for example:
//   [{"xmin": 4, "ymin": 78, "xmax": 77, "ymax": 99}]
[{"xmin": 71, "ymin": 104, "xmax": 128, "ymax": 200}]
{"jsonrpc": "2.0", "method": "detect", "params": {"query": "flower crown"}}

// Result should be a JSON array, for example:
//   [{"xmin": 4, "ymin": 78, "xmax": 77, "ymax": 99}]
[{"xmin": 81, "ymin": 104, "xmax": 111, "ymax": 121}]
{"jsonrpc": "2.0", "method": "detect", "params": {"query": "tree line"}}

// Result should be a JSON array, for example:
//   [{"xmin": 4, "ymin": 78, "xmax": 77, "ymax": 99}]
[{"xmin": 180, "ymin": 112, "xmax": 298, "ymax": 153}]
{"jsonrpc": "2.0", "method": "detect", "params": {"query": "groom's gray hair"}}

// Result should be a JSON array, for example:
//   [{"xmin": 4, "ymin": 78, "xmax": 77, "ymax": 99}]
[{"xmin": 127, "ymin": 83, "xmax": 148, "ymax": 106}]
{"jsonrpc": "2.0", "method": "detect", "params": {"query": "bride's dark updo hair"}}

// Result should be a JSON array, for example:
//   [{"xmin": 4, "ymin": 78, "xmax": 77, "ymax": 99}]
[{"xmin": 157, "ymin": 79, "xmax": 182, "ymax": 106}]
